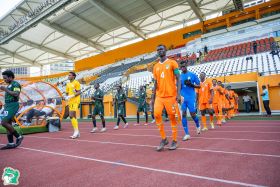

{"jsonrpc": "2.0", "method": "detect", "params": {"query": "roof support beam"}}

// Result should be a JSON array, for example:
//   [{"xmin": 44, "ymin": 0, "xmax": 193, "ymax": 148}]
[
  {"xmin": 187, "ymin": 0, "xmax": 204, "ymax": 22},
  {"xmin": 68, "ymin": 11, "xmax": 106, "ymax": 33},
  {"xmin": 88, "ymin": 0, "xmax": 147, "ymax": 39},
  {"xmin": 0, "ymin": 47, "xmax": 40, "ymax": 66},
  {"xmin": 17, "ymin": 8, "xmax": 105, "ymax": 52},
  {"xmin": 14, "ymin": 37, "xmax": 75, "ymax": 60},
  {"xmin": 43, "ymin": 21, "xmax": 105, "ymax": 52}
]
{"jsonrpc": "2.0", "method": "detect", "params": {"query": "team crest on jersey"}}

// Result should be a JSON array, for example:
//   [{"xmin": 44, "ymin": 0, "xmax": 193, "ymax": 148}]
[{"xmin": 165, "ymin": 64, "xmax": 170, "ymax": 69}]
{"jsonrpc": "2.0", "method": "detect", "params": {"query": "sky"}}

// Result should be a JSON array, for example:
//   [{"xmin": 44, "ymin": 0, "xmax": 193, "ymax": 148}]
[{"xmin": 0, "ymin": 0, "xmax": 23, "ymax": 20}]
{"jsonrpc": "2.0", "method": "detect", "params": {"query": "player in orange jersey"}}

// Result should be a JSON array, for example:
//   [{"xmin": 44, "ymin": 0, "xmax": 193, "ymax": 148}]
[
  {"xmin": 226, "ymin": 86, "xmax": 235, "ymax": 119},
  {"xmin": 217, "ymin": 81, "xmax": 230, "ymax": 123},
  {"xmin": 212, "ymin": 79, "xmax": 223, "ymax": 126},
  {"xmin": 152, "ymin": 44, "xmax": 181, "ymax": 151},
  {"xmin": 233, "ymin": 92, "xmax": 239, "ymax": 116},
  {"xmin": 197, "ymin": 72, "xmax": 214, "ymax": 131}
]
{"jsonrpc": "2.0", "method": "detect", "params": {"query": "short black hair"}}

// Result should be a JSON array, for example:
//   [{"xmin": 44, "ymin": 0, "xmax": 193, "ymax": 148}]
[
  {"xmin": 2, "ymin": 70, "xmax": 15, "ymax": 79},
  {"xmin": 262, "ymin": 85, "xmax": 266, "ymax": 89},
  {"xmin": 200, "ymin": 72, "xmax": 206, "ymax": 75},
  {"xmin": 69, "ymin": 71, "xmax": 76, "ymax": 78},
  {"xmin": 157, "ymin": 44, "xmax": 166, "ymax": 49}
]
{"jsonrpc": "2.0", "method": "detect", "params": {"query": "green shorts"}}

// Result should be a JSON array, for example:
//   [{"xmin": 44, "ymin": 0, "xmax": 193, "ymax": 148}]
[
  {"xmin": 138, "ymin": 104, "xmax": 147, "ymax": 113},
  {"xmin": 92, "ymin": 105, "xmax": 104, "ymax": 116},
  {"xmin": 1, "ymin": 102, "xmax": 19, "ymax": 123},
  {"xmin": 117, "ymin": 104, "xmax": 125, "ymax": 116}
]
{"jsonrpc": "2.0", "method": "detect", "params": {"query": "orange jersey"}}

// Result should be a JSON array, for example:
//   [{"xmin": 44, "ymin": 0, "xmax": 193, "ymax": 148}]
[
  {"xmin": 153, "ymin": 59, "xmax": 179, "ymax": 98},
  {"xmin": 198, "ymin": 81, "xmax": 213, "ymax": 104},
  {"xmin": 229, "ymin": 90, "xmax": 235, "ymax": 102},
  {"xmin": 220, "ymin": 87, "xmax": 226, "ymax": 107},
  {"xmin": 224, "ymin": 89, "xmax": 231, "ymax": 107},
  {"xmin": 234, "ymin": 93, "xmax": 239, "ymax": 103},
  {"xmin": 212, "ymin": 85, "xmax": 223, "ymax": 104}
]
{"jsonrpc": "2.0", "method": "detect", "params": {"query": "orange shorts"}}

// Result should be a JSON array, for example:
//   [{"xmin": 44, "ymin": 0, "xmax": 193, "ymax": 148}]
[
  {"xmin": 154, "ymin": 96, "xmax": 181, "ymax": 124},
  {"xmin": 199, "ymin": 103, "xmax": 211, "ymax": 111},
  {"xmin": 213, "ymin": 102, "xmax": 223, "ymax": 114}
]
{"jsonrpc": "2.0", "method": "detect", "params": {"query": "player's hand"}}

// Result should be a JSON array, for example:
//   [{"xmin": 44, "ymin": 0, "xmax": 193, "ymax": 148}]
[
  {"xmin": 184, "ymin": 80, "xmax": 192, "ymax": 87},
  {"xmin": 181, "ymin": 97, "xmax": 184, "ymax": 103},
  {"xmin": 64, "ymin": 95, "xmax": 74, "ymax": 101}
]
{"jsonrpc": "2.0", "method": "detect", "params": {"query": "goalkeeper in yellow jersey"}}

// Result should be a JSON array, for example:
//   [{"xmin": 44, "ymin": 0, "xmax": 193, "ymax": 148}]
[{"xmin": 65, "ymin": 72, "xmax": 81, "ymax": 139}]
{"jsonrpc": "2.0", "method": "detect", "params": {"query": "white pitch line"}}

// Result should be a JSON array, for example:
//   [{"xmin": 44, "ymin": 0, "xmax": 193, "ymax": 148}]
[
  {"xmin": 76, "ymin": 127, "xmax": 280, "ymax": 134},
  {"xmin": 26, "ymin": 136, "xmax": 280, "ymax": 158},
  {"xmin": 1, "ymin": 144, "xmax": 266, "ymax": 187},
  {"xmin": 56, "ymin": 131, "xmax": 280, "ymax": 143}
]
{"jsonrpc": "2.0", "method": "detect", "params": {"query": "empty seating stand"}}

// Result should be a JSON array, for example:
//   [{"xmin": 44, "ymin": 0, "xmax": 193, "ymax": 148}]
[
  {"xmin": 188, "ymin": 51, "xmax": 280, "ymax": 78},
  {"xmin": 203, "ymin": 37, "xmax": 275, "ymax": 63}
]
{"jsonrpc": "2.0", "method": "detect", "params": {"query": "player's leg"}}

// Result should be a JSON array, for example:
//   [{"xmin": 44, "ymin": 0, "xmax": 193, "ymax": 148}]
[
  {"xmin": 100, "ymin": 109, "xmax": 106, "ymax": 132},
  {"xmin": 154, "ymin": 97, "xmax": 168, "ymax": 151},
  {"xmin": 1, "ymin": 103, "xmax": 23, "ymax": 149},
  {"xmin": 164, "ymin": 96, "xmax": 179, "ymax": 150},
  {"xmin": 207, "ymin": 105, "xmax": 215, "ymax": 129},
  {"xmin": 216, "ymin": 102, "xmax": 222, "ymax": 126},
  {"xmin": 99, "ymin": 116, "xmax": 106, "ymax": 132},
  {"xmin": 151, "ymin": 110, "xmax": 155, "ymax": 123},
  {"xmin": 69, "ymin": 103, "xmax": 80, "ymax": 138},
  {"xmin": 200, "ymin": 103, "xmax": 208, "ymax": 131},
  {"xmin": 187, "ymin": 99, "xmax": 201, "ymax": 134},
  {"xmin": 114, "ymin": 114, "xmax": 121, "ymax": 130},
  {"xmin": 91, "ymin": 107, "xmax": 98, "ymax": 133},
  {"xmin": 120, "ymin": 105, "xmax": 128, "ymax": 128},
  {"xmin": 225, "ymin": 101, "xmax": 230, "ymax": 120},
  {"xmin": 1, "ymin": 121, "xmax": 18, "ymax": 149},
  {"xmin": 144, "ymin": 105, "xmax": 148, "ymax": 125},
  {"xmin": 120, "ymin": 114, "xmax": 128, "ymax": 128},
  {"xmin": 119, "ymin": 105, "xmax": 128, "ymax": 128},
  {"xmin": 213, "ymin": 103, "xmax": 219, "ymax": 123},
  {"xmin": 144, "ymin": 111, "xmax": 148, "ymax": 125},
  {"xmin": 135, "ymin": 107, "xmax": 140, "ymax": 126},
  {"xmin": 91, "ymin": 115, "xmax": 98, "ymax": 133},
  {"xmin": 181, "ymin": 101, "xmax": 190, "ymax": 140}
]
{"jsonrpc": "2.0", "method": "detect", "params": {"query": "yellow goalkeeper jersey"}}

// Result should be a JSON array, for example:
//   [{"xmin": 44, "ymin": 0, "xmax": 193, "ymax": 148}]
[{"xmin": 66, "ymin": 80, "xmax": 81, "ymax": 104}]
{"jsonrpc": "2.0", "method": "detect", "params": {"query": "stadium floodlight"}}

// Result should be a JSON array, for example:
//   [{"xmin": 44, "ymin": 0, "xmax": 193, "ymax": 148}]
[{"xmin": 0, "ymin": 0, "xmax": 74, "ymax": 45}]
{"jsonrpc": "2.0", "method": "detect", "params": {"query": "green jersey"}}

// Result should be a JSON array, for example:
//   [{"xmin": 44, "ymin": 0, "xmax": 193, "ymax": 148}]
[
  {"xmin": 5, "ymin": 81, "xmax": 21, "ymax": 103},
  {"xmin": 93, "ymin": 88, "xmax": 104, "ymax": 107},
  {"xmin": 115, "ymin": 91, "xmax": 126, "ymax": 106},
  {"xmin": 138, "ymin": 90, "xmax": 146, "ymax": 105}
]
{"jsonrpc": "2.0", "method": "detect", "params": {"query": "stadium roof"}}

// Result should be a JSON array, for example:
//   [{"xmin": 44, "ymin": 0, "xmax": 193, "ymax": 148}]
[{"xmin": 0, "ymin": 0, "xmax": 254, "ymax": 68}]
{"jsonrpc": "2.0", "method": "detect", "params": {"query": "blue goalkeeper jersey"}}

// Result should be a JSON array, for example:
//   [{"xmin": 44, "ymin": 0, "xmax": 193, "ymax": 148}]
[{"xmin": 180, "ymin": 71, "xmax": 200, "ymax": 100}]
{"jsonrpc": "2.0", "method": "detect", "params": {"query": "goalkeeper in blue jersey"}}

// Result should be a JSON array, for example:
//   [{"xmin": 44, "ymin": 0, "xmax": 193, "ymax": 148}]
[{"xmin": 179, "ymin": 61, "xmax": 201, "ymax": 141}]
